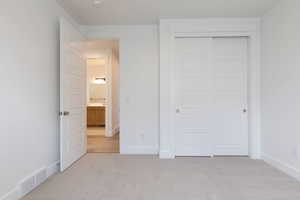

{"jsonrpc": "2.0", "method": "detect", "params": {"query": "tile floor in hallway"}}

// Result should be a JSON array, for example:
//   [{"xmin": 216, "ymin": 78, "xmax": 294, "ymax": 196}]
[{"xmin": 22, "ymin": 154, "xmax": 300, "ymax": 200}]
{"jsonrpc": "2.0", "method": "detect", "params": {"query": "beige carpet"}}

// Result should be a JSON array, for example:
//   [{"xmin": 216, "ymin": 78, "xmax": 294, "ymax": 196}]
[{"xmin": 22, "ymin": 154, "xmax": 300, "ymax": 200}]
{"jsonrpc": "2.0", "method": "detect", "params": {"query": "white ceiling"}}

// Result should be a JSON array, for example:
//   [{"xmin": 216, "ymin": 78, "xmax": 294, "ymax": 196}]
[{"xmin": 57, "ymin": 0, "xmax": 278, "ymax": 25}]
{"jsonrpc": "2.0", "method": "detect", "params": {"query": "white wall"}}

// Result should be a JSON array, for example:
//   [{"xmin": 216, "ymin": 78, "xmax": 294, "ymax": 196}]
[
  {"xmin": 0, "ymin": 0, "xmax": 77, "ymax": 198},
  {"xmin": 82, "ymin": 26, "xmax": 159, "ymax": 154},
  {"xmin": 87, "ymin": 61, "xmax": 106, "ymax": 102},
  {"xmin": 261, "ymin": 0, "xmax": 300, "ymax": 179}
]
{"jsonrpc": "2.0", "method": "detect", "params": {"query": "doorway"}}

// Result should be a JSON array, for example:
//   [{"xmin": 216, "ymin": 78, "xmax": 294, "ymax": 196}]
[
  {"xmin": 173, "ymin": 37, "xmax": 249, "ymax": 157},
  {"xmin": 60, "ymin": 18, "xmax": 121, "ymax": 171},
  {"xmin": 85, "ymin": 41, "xmax": 120, "ymax": 153}
]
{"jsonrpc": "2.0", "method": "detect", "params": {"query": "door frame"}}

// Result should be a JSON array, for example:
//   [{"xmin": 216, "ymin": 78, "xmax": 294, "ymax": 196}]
[
  {"xmin": 104, "ymin": 51, "xmax": 113, "ymax": 137},
  {"xmin": 86, "ymin": 52, "xmax": 112, "ymax": 137},
  {"xmin": 83, "ymin": 37, "xmax": 122, "ymax": 151},
  {"xmin": 159, "ymin": 18, "xmax": 261, "ymax": 159}
]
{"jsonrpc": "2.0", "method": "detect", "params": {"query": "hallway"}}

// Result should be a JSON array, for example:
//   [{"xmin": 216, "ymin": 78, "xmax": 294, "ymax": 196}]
[{"xmin": 87, "ymin": 127, "xmax": 120, "ymax": 153}]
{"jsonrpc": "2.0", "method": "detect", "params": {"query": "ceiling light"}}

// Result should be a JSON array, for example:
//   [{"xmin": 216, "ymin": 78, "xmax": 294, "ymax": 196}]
[
  {"xmin": 93, "ymin": 0, "xmax": 104, "ymax": 6},
  {"xmin": 93, "ymin": 77, "xmax": 106, "ymax": 85}
]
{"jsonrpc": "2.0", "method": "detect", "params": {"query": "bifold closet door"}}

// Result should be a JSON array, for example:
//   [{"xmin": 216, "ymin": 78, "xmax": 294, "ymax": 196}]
[{"xmin": 173, "ymin": 37, "xmax": 248, "ymax": 157}]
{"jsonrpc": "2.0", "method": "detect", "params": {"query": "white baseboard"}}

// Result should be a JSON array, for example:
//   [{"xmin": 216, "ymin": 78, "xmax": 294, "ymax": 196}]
[
  {"xmin": 0, "ymin": 161, "xmax": 60, "ymax": 200},
  {"xmin": 112, "ymin": 125, "xmax": 120, "ymax": 136},
  {"xmin": 121, "ymin": 145, "xmax": 158, "ymax": 155},
  {"xmin": 47, "ymin": 161, "xmax": 60, "ymax": 178},
  {"xmin": 262, "ymin": 154, "xmax": 300, "ymax": 181},
  {"xmin": 159, "ymin": 150, "xmax": 175, "ymax": 159},
  {"xmin": 106, "ymin": 126, "xmax": 119, "ymax": 137},
  {"xmin": 0, "ymin": 187, "xmax": 20, "ymax": 200}
]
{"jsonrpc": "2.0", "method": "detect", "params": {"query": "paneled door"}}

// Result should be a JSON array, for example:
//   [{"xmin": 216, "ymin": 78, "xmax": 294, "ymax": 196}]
[
  {"xmin": 173, "ymin": 38, "xmax": 214, "ymax": 156},
  {"xmin": 212, "ymin": 37, "xmax": 248, "ymax": 156},
  {"xmin": 60, "ymin": 18, "xmax": 87, "ymax": 171},
  {"xmin": 173, "ymin": 37, "xmax": 248, "ymax": 156}
]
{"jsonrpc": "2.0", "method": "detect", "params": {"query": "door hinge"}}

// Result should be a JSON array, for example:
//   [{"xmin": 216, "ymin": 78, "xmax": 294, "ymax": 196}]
[{"xmin": 59, "ymin": 111, "xmax": 70, "ymax": 116}]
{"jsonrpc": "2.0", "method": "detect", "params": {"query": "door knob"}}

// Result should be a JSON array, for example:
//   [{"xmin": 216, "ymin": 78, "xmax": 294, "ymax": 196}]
[
  {"xmin": 243, "ymin": 109, "xmax": 247, "ymax": 113},
  {"xmin": 176, "ymin": 108, "xmax": 180, "ymax": 113}
]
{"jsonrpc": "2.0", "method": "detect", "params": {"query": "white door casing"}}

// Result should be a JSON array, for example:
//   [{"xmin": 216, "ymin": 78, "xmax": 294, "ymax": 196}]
[
  {"xmin": 173, "ymin": 37, "xmax": 248, "ymax": 157},
  {"xmin": 105, "ymin": 51, "xmax": 113, "ymax": 137},
  {"xmin": 60, "ymin": 18, "xmax": 87, "ymax": 171}
]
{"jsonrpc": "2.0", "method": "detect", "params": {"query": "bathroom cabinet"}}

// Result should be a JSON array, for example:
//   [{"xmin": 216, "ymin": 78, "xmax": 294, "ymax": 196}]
[{"xmin": 87, "ymin": 106, "xmax": 105, "ymax": 126}]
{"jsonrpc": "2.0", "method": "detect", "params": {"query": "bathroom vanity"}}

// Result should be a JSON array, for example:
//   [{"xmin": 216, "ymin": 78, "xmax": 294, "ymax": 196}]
[{"xmin": 87, "ymin": 103, "xmax": 105, "ymax": 126}]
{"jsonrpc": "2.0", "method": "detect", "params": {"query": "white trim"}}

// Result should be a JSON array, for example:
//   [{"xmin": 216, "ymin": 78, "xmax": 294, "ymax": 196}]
[
  {"xmin": 121, "ymin": 146, "xmax": 159, "ymax": 155},
  {"xmin": 159, "ymin": 18, "xmax": 261, "ymax": 159},
  {"xmin": 47, "ymin": 161, "xmax": 60, "ymax": 178},
  {"xmin": 263, "ymin": 154, "xmax": 300, "ymax": 181},
  {"xmin": 112, "ymin": 125, "xmax": 120, "ymax": 136},
  {"xmin": 0, "ymin": 161, "xmax": 60, "ymax": 200},
  {"xmin": 0, "ymin": 187, "xmax": 20, "ymax": 200},
  {"xmin": 159, "ymin": 150, "xmax": 174, "ymax": 159},
  {"xmin": 104, "ymin": 50, "xmax": 113, "ymax": 137}
]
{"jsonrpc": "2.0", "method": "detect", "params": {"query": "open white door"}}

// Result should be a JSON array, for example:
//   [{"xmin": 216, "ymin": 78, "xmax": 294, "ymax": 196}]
[{"xmin": 60, "ymin": 18, "xmax": 87, "ymax": 171}]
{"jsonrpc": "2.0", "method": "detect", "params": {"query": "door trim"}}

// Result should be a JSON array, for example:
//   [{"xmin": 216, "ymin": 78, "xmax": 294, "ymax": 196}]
[{"xmin": 159, "ymin": 18, "xmax": 261, "ymax": 159}]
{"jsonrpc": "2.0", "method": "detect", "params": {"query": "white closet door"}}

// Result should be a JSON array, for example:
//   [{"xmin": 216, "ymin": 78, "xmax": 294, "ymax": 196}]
[
  {"xmin": 212, "ymin": 37, "xmax": 248, "ymax": 156},
  {"xmin": 174, "ymin": 38, "xmax": 214, "ymax": 156},
  {"xmin": 173, "ymin": 37, "xmax": 248, "ymax": 157}
]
